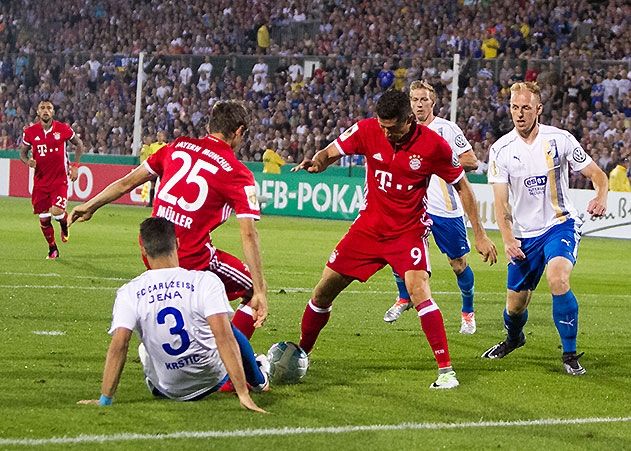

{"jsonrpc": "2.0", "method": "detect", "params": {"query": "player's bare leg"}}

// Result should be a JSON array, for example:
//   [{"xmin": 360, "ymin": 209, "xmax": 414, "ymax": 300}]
[
  {"xmin": 405, "ymin": 270, "xmax": 458, "ymax": 389},
  {"xmin": 299, "ymin": 267, "xmax": 354, "ymax": 354}
]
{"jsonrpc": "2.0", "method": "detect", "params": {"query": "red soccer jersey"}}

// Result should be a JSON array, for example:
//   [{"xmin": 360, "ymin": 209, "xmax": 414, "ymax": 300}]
[
  {"xmin": 334, "ymin": 118, "xmax": 464, "ymax": 239},
  {"xmin": 22, "ymin": 121, "xmax": 75, "ymax": 186},
  {"xmin": 145, "ymin": 135, "xmax": 260, "ymax": 270}
]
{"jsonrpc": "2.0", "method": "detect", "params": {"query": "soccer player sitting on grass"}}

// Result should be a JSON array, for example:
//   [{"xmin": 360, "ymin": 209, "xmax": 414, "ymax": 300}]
[
  {"xmin": 78, "ymin": 217, "xmax": 268, "ymax": 411},
  {"xmin": 483, "ymin": 82, "xmax": 608, "ymax": 375},
  {"xmin": 292, "ymin": 90, "xmax": 497, "ymax": 389}
]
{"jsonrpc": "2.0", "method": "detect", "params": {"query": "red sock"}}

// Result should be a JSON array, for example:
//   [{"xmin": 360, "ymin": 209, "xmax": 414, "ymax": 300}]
[
  {"xmin": 232, "ymin": 304, "xmax": 256, "ymax": 339},
  {"xmin": 54, "ymin": 212, "xmax": 69, "ymax": 233},
  {"xmin": 416, "ymin": 299, "xmax": 451, "ymax": 369},
  {"xmin": 39, "ymin": 216, "xmax": 56, "ymax": 247},
  {"xmin": 299, "ymin": 300, "xmax": 332, "ymax": 354}
]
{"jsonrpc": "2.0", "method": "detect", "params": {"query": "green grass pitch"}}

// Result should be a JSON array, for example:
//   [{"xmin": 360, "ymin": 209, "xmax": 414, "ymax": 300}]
[{"xmin": 0, "ymin": 196, "xmax": 630, "ymax": 450}]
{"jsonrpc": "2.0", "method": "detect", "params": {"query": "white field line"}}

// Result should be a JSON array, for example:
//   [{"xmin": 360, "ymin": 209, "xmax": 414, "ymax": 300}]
[
  {"xmin": 0, "ymin": 272, "xmax": 127, "ymax": 281},
  {"xmin": 1, "ymin": 417, "xmax": 630, "ymax": 447},
  {"xmin": 1, "ymin": 283, "xmax": 631, "ymax": 298}
]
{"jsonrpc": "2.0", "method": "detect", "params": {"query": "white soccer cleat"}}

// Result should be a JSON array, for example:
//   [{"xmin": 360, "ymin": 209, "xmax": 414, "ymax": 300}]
[
  {"xmin": 383, "ymin": 298, "xmax": 414, "ymax": 323},
  {"xmin": 429, "ymin": 370, "xmax": 460, "ymax": 389},
  {"xmin": 459, "ymin": 311, "xmax": 477, "ymax": 335},
  {"xmin": 252, "ymin": 354, "xmax": 271, "ymax": 392}
]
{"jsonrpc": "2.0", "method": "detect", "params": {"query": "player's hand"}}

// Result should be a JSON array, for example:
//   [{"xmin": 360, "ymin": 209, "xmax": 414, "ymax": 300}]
[
  {"xmin": 238, "ymin": 395, "xmax": 268, "ymax": 414},
  {"xmin": 248, "ymin": 292, "xmax": 268, "ymax": 328},
  {"xmin": 68, "ymin": 205, "xmax": 93, "ymax": 227},
  {"xmin": 291, "ymin": 159, "xmax": 320, "ymax": 173},
  {"xmin": 77, "ymin": 399, "xmax": 100, "ymax": 406},
  {"xmin": 27, "ymin": 158, "xmax": 37, "ymax": 169},
  {"xmin": 586, "ymin": 196, "xmax": 606, "ymax": 218},
  {"xmin": 69, "ymin": 165, "xmax": 79, "ymax": 182},
  {"xmin": 474, "ymin": 235, "xmax": 498, "ymax": 265},
  {"xmin": 503, "ymin": 237, "xmax": 525, "ymax": 261}
]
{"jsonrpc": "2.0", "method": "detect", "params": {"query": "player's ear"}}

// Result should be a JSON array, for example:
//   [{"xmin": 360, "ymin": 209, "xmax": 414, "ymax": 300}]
[{"xmin": 138, "ymin": 235, "xmax": 148, "ymax": 258}]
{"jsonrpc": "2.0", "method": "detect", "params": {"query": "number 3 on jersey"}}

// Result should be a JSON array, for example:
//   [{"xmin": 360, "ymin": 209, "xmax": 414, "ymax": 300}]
[
  {"xmin": 157, "ymin": 306, "xmax": 191, "ymax": 356},
  {"xmin": 157, "ymin": 151, "xmax": 219, "ymax": 212}
]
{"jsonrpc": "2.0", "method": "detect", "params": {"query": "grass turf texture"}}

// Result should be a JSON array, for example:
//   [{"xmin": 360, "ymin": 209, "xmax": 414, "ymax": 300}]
[{"xmin": 0, "ymin": 196, "xmax": 630, "ymax": 450}]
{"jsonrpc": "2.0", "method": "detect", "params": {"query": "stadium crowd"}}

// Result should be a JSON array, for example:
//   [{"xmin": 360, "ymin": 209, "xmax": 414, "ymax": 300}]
[{"xmin": 0, "ymin": 0, "xmax": 629, "ymax": 187}]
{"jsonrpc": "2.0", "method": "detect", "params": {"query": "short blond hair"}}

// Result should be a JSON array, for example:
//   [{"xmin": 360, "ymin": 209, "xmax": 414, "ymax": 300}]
[
  {"xmin": 409, "ymin": 80, "xmax": 436, "ymax": 102},
  {"xmin": 510, "ymin": 82, "xmax": 541, "ymax": 103}
]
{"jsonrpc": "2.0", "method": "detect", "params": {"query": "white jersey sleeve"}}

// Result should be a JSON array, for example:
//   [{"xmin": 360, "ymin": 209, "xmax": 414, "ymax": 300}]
[{"xmin": 426, "ymin": 117, "xmax": 473, "ymax": 218}]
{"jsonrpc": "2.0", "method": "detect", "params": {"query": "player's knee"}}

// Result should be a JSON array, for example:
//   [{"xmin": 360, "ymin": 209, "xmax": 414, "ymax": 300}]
[
  {"xmin": 449, "ymin": 257, "xmax": 467, "ymax": 274},
  {"xmin": 547, "ymin": 272, "xmax": 570, "ymax": 294}
]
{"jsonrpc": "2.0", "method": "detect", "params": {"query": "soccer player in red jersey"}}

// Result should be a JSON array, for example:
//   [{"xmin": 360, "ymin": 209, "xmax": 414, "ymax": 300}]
[
  {"xmin": 292, "ymin": 90, "xmax": 497, "ymax": 389},
  {"xmin": 20, "ymin": 100, "xmax": 85, "ymax": 259},
  {"xmin": 69, "ymin": 101, "xmax": 267, "ymax": 337}
]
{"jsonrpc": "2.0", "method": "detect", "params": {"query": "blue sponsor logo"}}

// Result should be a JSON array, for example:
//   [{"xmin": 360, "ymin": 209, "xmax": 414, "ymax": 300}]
[{"xmin": 524, "ymin": 175, "xmax": 547, "ymax": 188}]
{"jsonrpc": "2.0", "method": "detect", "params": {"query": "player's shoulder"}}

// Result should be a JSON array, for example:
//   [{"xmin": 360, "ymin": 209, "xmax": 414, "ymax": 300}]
[
  {"xmin": 23, "ymin": 122, "xmax": 39, "ymax": 134},
  {"xmin": 490, "ymin": 129, "xmax": 519, "ymax": 158},
  {"xmin": 538, "ymin": 124, "xmax": 576, "ymax": 142}
]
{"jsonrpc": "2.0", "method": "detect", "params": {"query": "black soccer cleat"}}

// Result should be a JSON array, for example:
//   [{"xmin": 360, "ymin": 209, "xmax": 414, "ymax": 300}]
[
  {"xmin": 481, "ymin": 333, "xmax": 526, "ymax": 359},
  {"xmin": 562, "ymin": 352, "xmax": 586, "ymax": 376}
]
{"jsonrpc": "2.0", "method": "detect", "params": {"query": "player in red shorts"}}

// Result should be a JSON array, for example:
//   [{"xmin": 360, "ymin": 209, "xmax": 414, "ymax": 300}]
[
  {"xmin": 292, "ymin": 90, "xmax": 498, "ymax": 389},
  {"xmin": 19, "ymin": 100, "xmax": 85, "ymax": 259},
  {"xmin": 69, "ymin": 101, "xmax": 267, "ymax": 338}
]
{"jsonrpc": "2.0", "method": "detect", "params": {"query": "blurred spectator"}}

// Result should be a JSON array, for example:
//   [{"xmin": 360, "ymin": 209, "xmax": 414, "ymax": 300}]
[{"xmin": 608, "ymin": 156, "xmax": 631, "ymax": 192}]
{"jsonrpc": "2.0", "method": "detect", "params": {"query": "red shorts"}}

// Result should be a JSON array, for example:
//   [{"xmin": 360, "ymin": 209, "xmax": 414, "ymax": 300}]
[
  {"xmin": 326, "ymin": 226, "xmax": 431, "ymax": 282},
  {"xmin": 32, "ymin": 182, "xmax": 68, "ymax": 214},
  {"xmin": 209, "ymin": 248, "xmax": 253, "ymax": 301},
  {"xmin": 141, "ymin": 246, "xmax": 252, "ymax": 301}
]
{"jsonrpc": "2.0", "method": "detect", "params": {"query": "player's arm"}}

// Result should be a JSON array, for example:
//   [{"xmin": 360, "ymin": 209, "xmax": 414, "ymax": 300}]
[
  {"xmin": 580, "ymin": 161, "xmax": 608, "ymax": 217},
  {"xmin": 453, "ymin": 176, "xmax": 497, "ymax": 265},
  {"xmin": 491, "ymin": 182, "xmax": 525, "ymax": 261},
  {"xmin": 458, "ymin": 149, "xmax": 479, "ymax": 172},
  {"xmin": 207, "ymin": 313, "xmax": 267, "ymax": 413},
  {"xmin": 69, "ymin": 165, "xmax": 154, "ymax": 225},
  {"xmin": 68, "ymin": 133, "xmax": 86, "ymax": 182},
  {"xmin": 291, "ymin": 141, "xmax": 342, "ymax": 173},
  {"xmin": 77, "ymin": 327, "xmax": 132, "ymax": 406},
  {"xmin": 238, "ymin": 217, "xmax": 268, "ymax": 328},
  {"xmin": 19, "ymin": 142, "xmax": 36, "ymax": 168}
]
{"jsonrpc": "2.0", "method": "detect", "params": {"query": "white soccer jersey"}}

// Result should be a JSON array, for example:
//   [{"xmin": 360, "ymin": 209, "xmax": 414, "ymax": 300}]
[
  {"xmin": 109, "ymin": 267, "xmax": 233, "ymax": 400},
  {"xmin": 488, "ymin": 124, "xmax": 592, "ymax": 238},
  {"xmin": 426, "ymin": 117, "xmax": 472, "ymax": 218}
]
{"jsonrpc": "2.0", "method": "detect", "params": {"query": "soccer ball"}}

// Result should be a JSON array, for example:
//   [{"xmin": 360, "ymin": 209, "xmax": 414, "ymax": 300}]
[{"xmin": 267, "ymin": 341, "xmax": 309, "ymax": 384}]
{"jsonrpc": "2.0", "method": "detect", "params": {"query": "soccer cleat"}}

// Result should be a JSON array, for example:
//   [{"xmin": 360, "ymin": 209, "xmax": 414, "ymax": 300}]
[
  {"xmin": 252, "ymin": 354, "xmax": 271, "ymax": 392},
  {"xmin": 61, "ymin": 225, "xmax": 69, "ymax": 243},
  {"xmin": 460, "ymin": 311, "xmax": 477, "ymax": 335},
  {"xmin": 218, "ymin": 379, "xmax": 235, "ymax": 393},
  {"xmin": 383, "ymin": 298, "xmax": 413, "ymax": 323},
  {"xmin": 430, "ymin": 371, "xmax": 460, "ymax": 389},
  {"xmin": 46, "ymin": 245, "xmax": 59, "ymax": 260},
  {"xmin": 481, "ymin": 333, "xmax": 526, "ymax": 359},
  {"xmin": 563, "ymin": 352, "xmax": 586, "ymax": 376}
]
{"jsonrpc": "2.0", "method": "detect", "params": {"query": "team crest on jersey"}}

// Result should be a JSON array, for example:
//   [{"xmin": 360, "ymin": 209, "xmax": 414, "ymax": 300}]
[
  {"xmin": 53, "ymin": 132, "xmax": 61, "ymax": 140},
  {"xmin": 339, "ymin": 123, "xmax": 359, "ymax": 142},
  {"xmin": 409, "ymin": 154, "xmax": 422, "ymax": 170},
  {"xmin": 545, "ymin": 139, "xmax": 558, "ymax": 158},
  {"xmin": 572, "ymin": 147, "xmax": 587, "ymax": 163},
  {"xmin": 328, "ymin": 249, "xmax": 338, "ymax": 264},
  {"xmin": 455, "ymin": 134, "xmax": 467, "ymax": 148}
]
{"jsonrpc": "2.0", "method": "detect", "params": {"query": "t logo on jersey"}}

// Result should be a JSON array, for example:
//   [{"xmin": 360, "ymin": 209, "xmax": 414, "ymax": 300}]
[
  {"xmin": 374, "ymin": 169, "xmax": 393, "ymax": 192},
  {"xmin": 37, "ymin": 144, "xmax": 47, "ymax": 156}
]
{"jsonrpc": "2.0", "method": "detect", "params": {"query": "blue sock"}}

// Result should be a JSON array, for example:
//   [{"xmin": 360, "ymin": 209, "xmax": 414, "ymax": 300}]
[
  {"xmin": 552, "ymin": 290, "xmax": 578, "ymax": 354},
  {"xmin": 456, "ymin": 265, "xmax": 475, "ymax": 313},
  {"xmin": 393, "ymin": 271, "xmax": 410, "ymax": 300},
  {"xmin": 503, "ymin": 308, "xmax": 528, "ymax": 343},
  {"xmin": 230, "ymin": 324, "xmax": 265, "ymax": 386}
]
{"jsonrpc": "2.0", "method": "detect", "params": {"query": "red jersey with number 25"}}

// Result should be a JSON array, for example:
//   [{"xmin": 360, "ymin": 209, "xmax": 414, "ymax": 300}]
[
  {"xmin": 22, "ymin": 121, "xmax": 75, "ymax": 186},
  {"xmin": 334, "ymin": 118, "xmax": 464, "ymax": 239},
  {"xmin": 145, "ymin": 135, "xmax": 260, "ymax": 271}
]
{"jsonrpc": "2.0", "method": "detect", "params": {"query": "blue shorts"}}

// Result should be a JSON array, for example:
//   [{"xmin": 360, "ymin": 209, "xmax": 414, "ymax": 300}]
[
  {"xmin": 429, "ymin": 214, "xmax": 470, "ymax": 260},
  {"xmin": 507, "ymin": 220, "xmax": 581, "ymax": 292}
]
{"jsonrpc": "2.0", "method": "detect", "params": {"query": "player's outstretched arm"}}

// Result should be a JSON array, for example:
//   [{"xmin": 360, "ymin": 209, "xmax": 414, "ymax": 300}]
[
  {"xmin": 69, "ymin": 165, "xmax": 154, "ymax": 226},
  {"xmin": 458, "ymin": 149, "xmax": 479, "ymax": 172},
  {"xmin": 68, "ymin": 134, "xmax": 86, "ymax": 182},
  {"xmin": 580, "ymin": 162, "xmax": 608, "ymax": 217},
  {"xmin": 491, "ymin": 183, "xmax": 525, "ymax": 261},
  {"xmin": 238, "ymin": 218, "xmax": 268, "ymax": 328},
  {"xmin": 208, "ymin": 313, "xmax": 268, "ymax": 413},
  {"xmin": 454, "ymin": 176, "xmax": 498, "ymax": 265},
  {"xmin": 77, "ymin": 328, "xmax": 132, "ymax": 406},
  {"xmin": 291, "ymin": 142, "xmax": 342, "ymax": 173}
]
